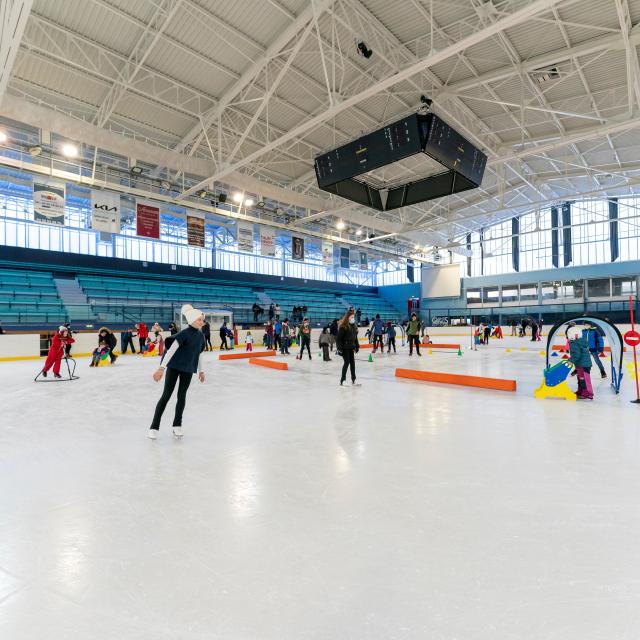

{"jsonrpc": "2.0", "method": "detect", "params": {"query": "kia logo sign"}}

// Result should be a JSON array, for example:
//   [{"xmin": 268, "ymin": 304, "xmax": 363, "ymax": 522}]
[{"xmin": 93, "ymin": 204, "xmax": 118, "ymax": 212}]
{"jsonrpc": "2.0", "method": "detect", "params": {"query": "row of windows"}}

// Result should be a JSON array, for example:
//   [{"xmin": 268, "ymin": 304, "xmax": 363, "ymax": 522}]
[
  {"xmin": 463, "ymin": 197, "xmax": 640, "ymax": 276},
  {"xmin": 466, "ymin": 277, "xmax": 637, "ymax": 306}
]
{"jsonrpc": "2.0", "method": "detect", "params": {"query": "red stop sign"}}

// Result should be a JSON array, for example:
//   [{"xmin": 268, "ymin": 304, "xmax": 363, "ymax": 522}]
[{"xmin": 624, "ymin": 330, "xmax": 640, "ymax": 347}]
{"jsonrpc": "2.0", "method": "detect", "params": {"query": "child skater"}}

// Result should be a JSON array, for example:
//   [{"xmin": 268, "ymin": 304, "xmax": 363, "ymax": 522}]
[
  {"xmin": 148, "ymin": 304, "xmax": 206, "ymax": 440},
  {"xmin": 40, "ymin": 326, "xmax": 75, "ymax": 378},
  {"xmin": 319, "ymin": 326, "xmax": 332, "ymax": 361},
  {"xmin": 569, "ymin": 327, "xmax": 594, "ymax": 400},
  {"xmin": 386, "ymin": 321, "xmax": 397, "ymax": 354},
  {"xmin": 245, "ymin": 330, "xmax": 254, "ymax": 352},
  {"xmin": 90, "ymin": 339, "xmax": 110, "ymax": 367}
]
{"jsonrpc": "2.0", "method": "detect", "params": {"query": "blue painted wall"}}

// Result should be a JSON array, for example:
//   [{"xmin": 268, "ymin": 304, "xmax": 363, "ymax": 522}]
[{"xmin": 378, "ymin": 282, "xmax": 420, "ymax": 314}]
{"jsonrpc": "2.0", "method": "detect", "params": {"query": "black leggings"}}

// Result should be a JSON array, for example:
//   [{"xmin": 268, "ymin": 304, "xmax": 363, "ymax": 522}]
[
  {"xmin": 300, "ymin": 337, "xmax": 311, "ymax": 359},
  {"xmin": 150, "ymin": 368, "xmax": 193, "ymax": 430},
  {"xmin": 372, "ymin": 335, "xmax": 384, "ymax": 351},
  {"xmin": 387, "ymin": 337, "xmax": 396, "ymax": 353},
  {"xmin": 204, "ymin": 335, "xmax": 212, "ymax": 351},
  {"xmin": 220, "ymin": 336, "xmax": 228, "ymax": 350},
  {"xmin": 409, "ymin": 335, "xmax": 421, "ymax": 355},
  {"xmin": 139, "ymin": 337, "xmax": 146, "ymax": 352},
  {"xmin": 340, "ymin": 349, "xmax": 356, "ymax": 383}
]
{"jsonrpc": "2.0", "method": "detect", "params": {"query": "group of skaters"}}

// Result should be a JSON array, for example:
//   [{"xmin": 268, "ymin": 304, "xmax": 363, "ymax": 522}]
[{"xmin": 510, "ymin": 317, "xmax": 544, "ymax": 341}]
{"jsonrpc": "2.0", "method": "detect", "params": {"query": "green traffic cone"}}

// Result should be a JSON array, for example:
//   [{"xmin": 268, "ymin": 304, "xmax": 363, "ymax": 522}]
[
  {"xmin": 457, "ymin": 347, "xmax": 462, "ymax": 356},
  {"xmin": 368, "ymin": 353, "xmax": 373, "ymax": 363}
]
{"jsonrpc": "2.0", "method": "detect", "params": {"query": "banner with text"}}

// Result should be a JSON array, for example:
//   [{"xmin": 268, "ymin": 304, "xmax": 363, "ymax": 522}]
[
  {"xmin": 360, "ymin": 251, "xmax": 368, "ymax": 270},
  {"xmin": 34, "ymin": 182, "xmax": 65, "ymax": 226},
  {"xmin": 260, "ymin": 226, "xmax": 276, "ymax": 257},
  {"xmin": 187, "ymin": 210, "xmax": 205, "ymax": 247},
  {"xmin": 136, "ymin": 201, "xmax": 160, "ymax": 239},
  {"xmin": 322, "ymin": 240, "xmax": 333, "ymax": 265},
  {"xmin": 237, "ymin": 221, "xmax": 254, "ymax": 252},
  {"xmin": 90, "ymin": 190, "xmax": 120, "ymax": 233},
  {"xmin": 292, "ymin": 236, "xmax": 305, "ymax": 261}
]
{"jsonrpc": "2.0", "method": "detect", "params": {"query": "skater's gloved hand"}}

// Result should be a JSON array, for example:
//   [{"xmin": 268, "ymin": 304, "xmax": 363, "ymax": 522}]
[
  {"xmin": 199, "ymin": 371, "xmax": 205, "ymax": 383},
  {"xmin": 153, "ymin": 368, "xmax": 164, "ymax": 382}
]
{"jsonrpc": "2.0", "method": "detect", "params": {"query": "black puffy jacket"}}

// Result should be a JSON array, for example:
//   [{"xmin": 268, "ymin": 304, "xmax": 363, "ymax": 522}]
[{"xmin": 337, "ymin": 324, "xmax": 359, "ymax": 351}]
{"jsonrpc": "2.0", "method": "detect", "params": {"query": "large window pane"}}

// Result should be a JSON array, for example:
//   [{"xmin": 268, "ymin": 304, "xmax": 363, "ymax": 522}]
[
  {"xmin": 540, "ymin": 281, "xmax": 560, "ymax": 301},
  {"xmin": 612, "ymin": 277, "xmax": 637, "ymax": 297},
  {"xmin": 502, "ymin": 286, "xmax": 518, "ymax": 303},
  {"xmin": 562, "ymin": 279, "xmax": 584, "ymax": 299},
  {"xmin": 520, "ymin": 284, "xmax": 538, "ymax": 301},
  {"xmin": 588, "ymin": 278, "xmax": 611, "ymax": 297},
  {"xmin": 482, "ymin": 286, "xmax": 500, "ymax": 304},
  {"xmin": 466, "ymin": 289, "xmax": 481, "ymax": 304}
]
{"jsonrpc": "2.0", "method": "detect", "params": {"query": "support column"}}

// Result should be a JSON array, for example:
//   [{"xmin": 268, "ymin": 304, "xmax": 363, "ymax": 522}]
[{"xmin": 609, "ymin": 197, "xmax": 619, "ymax": 262}]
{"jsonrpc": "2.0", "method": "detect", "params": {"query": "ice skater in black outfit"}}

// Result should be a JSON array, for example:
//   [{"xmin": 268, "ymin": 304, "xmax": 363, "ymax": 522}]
[
  {"xmin": 336, "ymin": 310, "xmax": 360, "ymax": 386},
  {"xmin": 148, "ymin": 304, "xmax": 205, "ymax": 440}
]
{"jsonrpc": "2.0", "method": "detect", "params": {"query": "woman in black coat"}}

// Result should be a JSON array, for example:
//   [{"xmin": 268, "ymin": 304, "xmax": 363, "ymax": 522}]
[
  {"xmin": 98, "ymin": 327, "xmax": 118, "ymax": 363},
  {"xmin": 336, "ymin": 310, "xmax": 360, "ymax": 386}
]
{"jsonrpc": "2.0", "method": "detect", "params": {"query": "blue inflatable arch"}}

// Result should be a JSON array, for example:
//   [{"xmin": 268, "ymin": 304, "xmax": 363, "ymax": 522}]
[{"xmin": 545, "ymin": 314, "xmax": 624, "ymax": 393}]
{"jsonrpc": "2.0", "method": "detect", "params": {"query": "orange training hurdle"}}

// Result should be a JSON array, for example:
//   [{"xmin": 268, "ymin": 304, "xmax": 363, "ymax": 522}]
[
  {"xmin": 395, "ymin": 368, "xmax": 517, "ymax": 392},
  {"xmin": 420, "ymin": 343, "xmax": 461, "ymax": 349},
  {"xmin": 219, "ymin": 350, "xmax": 276, "ymax": 360},
  {"xmin": 249, "ymin": 358, "xmax": 288, "ymax": 371}
]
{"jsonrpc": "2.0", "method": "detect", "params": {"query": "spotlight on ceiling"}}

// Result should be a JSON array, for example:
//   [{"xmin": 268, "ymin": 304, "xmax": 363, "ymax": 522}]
[
  {"xmin": 244, "ymin": 198, "xmax": 254, "ymax": 207},
  {"xmin": 356, "ymin": 41, "xmax": 373, "ymax": 59},
  {"xmin": 355, "ymin": 229, "xmax": 363, "ymax": 236},
  {"xmin": 232, "ymin": 192, "xmax": 243, "ymax": 203},
  {"xmin": 61, "ymin": 143, "xmax": 78, "ymax": 158},
  {"xmin": 130, "ymin": 165, "xmax": 144, "ymax": 175},
  {"xmin": 217, "ymin": 193, "xmax": 227, "ymax": 204},
  {"xmin": 29, "ymin": 145, "xmax": 43, "ymax": 157},
  {"xmin": 196, "ymin": 189, "xmax": 207, "ymax": 198},
  {"xmin": 257, "ymin": 201, "xmax": 265, "ymax": 208},
  {"xmin": 336, "ymin": 220, "xmax": 346, "ymax": 230},
  {"xmin": 160, "ymin": 180, "xmax": 171, "ymax": 190},
  {"xmin": 0, "ymin": 131, "xmax": 7, "ymax": 143}
]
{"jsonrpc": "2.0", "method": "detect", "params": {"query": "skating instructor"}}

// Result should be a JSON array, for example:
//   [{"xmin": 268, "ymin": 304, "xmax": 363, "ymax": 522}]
[{"xmin": 148, "ymin": 304, "xmax": 206, "ymax": 440}]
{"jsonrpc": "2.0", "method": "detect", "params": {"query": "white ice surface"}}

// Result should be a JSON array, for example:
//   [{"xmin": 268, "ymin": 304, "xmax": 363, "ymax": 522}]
[{"xmin": 1, "ymin": 339, "xmax": 640, "ymax": 639}]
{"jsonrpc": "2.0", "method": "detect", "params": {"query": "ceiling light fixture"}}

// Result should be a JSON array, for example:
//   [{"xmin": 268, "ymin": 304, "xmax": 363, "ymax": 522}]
[
  {"xmin": 61, "ymin": 143, "xmax": 78, "ymax": 158},
  {"xmin": 29, "ymin": 145, "xmax": 42, "ymax": 156},
  {"xmin": 232, "ymin": 192, "xmax": 243, "ymax": 203},
  {"xmin": 355, "ymin": 229, "xmax": 363, "ymax": 236},
  {"xmin": 0, "ymin": 131, "xmax": 7, "ymax": 143},
  {"xmin": 160, "ymin": 180, "xmax": 171, "ymax": 190},
  {"xmin": 336, "ymin": 220, "xmax": 346, "ymax": 230},
  {"xmin": 130, "ymin": 165, "xmax": 143, "ymax": 175},
  {"xmin": 196, "ymin": 189, "xmax": 207, "ymax": 198},
  {"xmin": 244, "ymin": 198, "xmax": 254, "ymax": 207}
]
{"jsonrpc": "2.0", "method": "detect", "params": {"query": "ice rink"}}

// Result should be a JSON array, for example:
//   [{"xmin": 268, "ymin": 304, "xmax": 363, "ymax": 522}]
[{"xmin": 2, "ymin": 341, "xmax": 640, "ymax": 639}]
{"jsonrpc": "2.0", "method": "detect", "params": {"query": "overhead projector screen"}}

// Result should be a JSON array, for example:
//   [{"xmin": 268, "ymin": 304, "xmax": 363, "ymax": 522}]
[{"xmin": 421, "ymin": 264, "xmax": 461, "ymax": 299}]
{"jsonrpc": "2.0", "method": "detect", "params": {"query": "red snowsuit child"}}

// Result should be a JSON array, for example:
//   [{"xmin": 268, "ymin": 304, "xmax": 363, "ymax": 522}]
[
  {"xmin": 136, "ymin": 322, "xmax": 149, "ymax": 354},
  {"xmin": 42, "ymin": 326, "xmax": 75, "ymax": 378}
]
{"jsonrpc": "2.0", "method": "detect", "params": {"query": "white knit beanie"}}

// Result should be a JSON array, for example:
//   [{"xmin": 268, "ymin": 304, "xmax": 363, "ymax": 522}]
[
  {"xmin": 58, "ymin": 325, "xmax": 67, "ymax": 333},
  {"xmin": 569, "ymin": 327, "xmax": 582, "ymax": 341},
  {"xmin": 182, "ymin": 304, "xmax": 204, "ymax": 326}
]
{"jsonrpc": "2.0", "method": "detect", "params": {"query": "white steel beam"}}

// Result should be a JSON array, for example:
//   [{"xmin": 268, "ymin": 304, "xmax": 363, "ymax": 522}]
[
  {"xmin": 92, "ymin": 0, "xmax": 183, "ymax": 128},
  {"xmin": 0, "ymin": 0, "xmax": 32, "ymax": 102},
  {"xmin": 614, "ymin": 0, "xmax": 640, "ymax": 111},
  {"xmin": 179, "ymin": 0, "xmax": 565, "ymax": 199},
  {"xmin": 173, "ymin": 0, "xmax": 336, "ymax": 157}
]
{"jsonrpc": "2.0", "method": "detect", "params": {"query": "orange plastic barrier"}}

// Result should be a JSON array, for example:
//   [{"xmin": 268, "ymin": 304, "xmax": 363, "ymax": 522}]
[
  {"xmin": 420, "ymin": 343, "xmax": 460, "ymax": 349},
  {"xmin": 219, "ymin": 350, "xmax": 276, "ymax": 360},
  {"xmin": 552, "ymin": 344, "xmax": 623, "ymax": 353},
  {"xmin": 395, "ymin": 368, "xmax": 517, "ymax": 391},
  {"xmin": 249, "ymin": 358, "xmax": 288, "ymax": 371}
]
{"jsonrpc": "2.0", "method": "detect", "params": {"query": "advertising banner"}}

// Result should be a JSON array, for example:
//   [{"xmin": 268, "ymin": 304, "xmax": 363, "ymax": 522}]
[
  {"xmin": 33, "ymin": 182, "xmax": 65, "ymax": 226},
  {"xmin": 340, "ymin": 247, "xmax": 350, "ymax": 269},
  {"xmin": 136, "ymin": 201, "xmax": 160, "ymax": 239},
  {"xmin": 187, "ymin": 210, "xmax": 205, "ymax": 247},
  {"xmin": 90, "ymin": 190, "xmax": 120, "ymax": 233},
  {"xmin": 260, "ymin": 226, "xmax": 276, "ymax": 257},
  {"xmin": 360, "ymin": 251, "xmax": 368, "ymax": 270},
  {"xmin": 322, "ymin": 240, "xmax": 333, "ymax": 265},
  {"xmin": 292, "ymin": 236, "xmax": 305, "ymax": 261},
  {"xmin": 237, "ymin": 221, "xmax": 254, "ymax": 252}
]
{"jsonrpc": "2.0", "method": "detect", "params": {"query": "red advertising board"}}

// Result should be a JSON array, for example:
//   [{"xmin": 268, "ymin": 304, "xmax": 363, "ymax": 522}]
[{"xmin": 136, "ymin": 202, "xmax": 160, "ymax": 239}]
